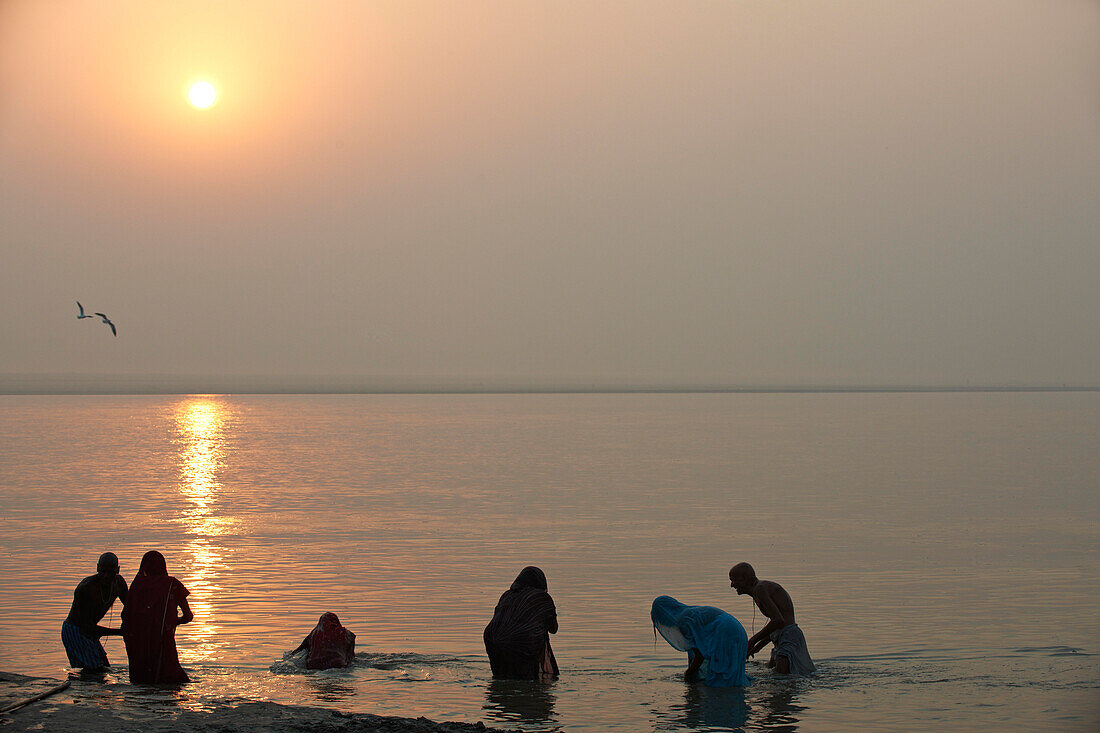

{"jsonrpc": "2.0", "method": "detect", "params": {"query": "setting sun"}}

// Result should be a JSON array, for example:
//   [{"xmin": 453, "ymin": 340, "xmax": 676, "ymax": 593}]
[{"xmin": 188, "ymin": 80, "xmax": 217, "ymax": 108}]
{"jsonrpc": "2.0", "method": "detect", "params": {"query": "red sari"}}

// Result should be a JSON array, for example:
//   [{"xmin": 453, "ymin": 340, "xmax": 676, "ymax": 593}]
[
  {"xmin": 122, "ymin": 551, "xmax": 191, "ymax": 684},
  {"xmin": 302, "ymin": 613, "xmax": 356, "ymax": 669}
]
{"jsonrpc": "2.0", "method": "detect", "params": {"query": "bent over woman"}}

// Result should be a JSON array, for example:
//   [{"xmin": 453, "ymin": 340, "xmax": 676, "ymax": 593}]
[
  {"xmin": 484, "ymin": 566, "xmax": 559, "ymax": 679},
  {"xmin": 122, "ymin": 551, "xmax": 193, "ymax": 684},
  {"xmin": 651, "ymin": 595, "xmax": 749, "ymax": 687},
  {"xmin": 291, "ymin": 612, "xmax": 356, "ymax": 669}
]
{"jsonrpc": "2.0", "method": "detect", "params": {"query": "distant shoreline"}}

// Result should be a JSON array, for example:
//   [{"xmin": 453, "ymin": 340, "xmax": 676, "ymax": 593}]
[{"xmin": 1, "ymin": 375, "xmax": 1097, "ymax": 396}]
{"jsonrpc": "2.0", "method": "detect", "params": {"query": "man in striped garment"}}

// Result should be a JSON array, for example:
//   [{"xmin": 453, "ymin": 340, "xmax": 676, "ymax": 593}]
[{"xmin": 61, "ymin": 553, "xmax": 127, "ymax": 672}]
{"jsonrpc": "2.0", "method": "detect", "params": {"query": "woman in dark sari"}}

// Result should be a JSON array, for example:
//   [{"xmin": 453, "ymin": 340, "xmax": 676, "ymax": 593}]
[
  {"xmin": 122, "ymin": 551, "xmax": 193, "ymax": 684},
  {"xmin": 484, "ymin": 566, "xmax": 559, "ymax": 680}
]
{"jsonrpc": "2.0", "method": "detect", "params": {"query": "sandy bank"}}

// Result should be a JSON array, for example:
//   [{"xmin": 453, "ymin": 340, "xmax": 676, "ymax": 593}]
[{"xmin": 0, "ymin": 672, "xmax": 517, "ymax": 733}]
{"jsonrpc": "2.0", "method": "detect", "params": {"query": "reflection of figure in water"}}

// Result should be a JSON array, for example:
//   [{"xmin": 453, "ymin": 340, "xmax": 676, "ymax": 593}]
[
  {"xmin": 122, "ymin": 551, "xmax": 193, "ymax": 683},
  {"xmin": 484, "ymin": 678, "xmax": 558, "ymax": 726},
  {"xmin": 484, "ymin": 566, "xmax": 559, "ymax": 679},
  {"xmin": 61, "ymin": 552, "xmax": 128, "ymax": 672},
  {"xmin": 730, "ymin": 562, "xmax": 815, "ymax": 675},
  {"xmin": 290, "ymin": 612, "xmax": 356, "ymax": 669},
  {"xmin": 677, "ymin": 681, "xmax": 750, "ymax": 730},
  {"xmin": 306, "ymin": 675, "xmax": 357, "ymax": 703},
  {"xmin": 754, "ymin": 677, "xmax": 805, "ymax": 733},
  {"xmin": 651, "ymin": 596, "xmax": 750, "ymax": 687}
]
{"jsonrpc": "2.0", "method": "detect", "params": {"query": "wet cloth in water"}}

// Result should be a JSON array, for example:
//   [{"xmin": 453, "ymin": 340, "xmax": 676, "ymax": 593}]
[
  {"xmin": 301, "ymin": 613, "xmax": 356, "ymax": 669},
  {"xmin": 484, "ymin": 566, "xmax": 559, "ymax": 680},
  {"xmin": 61, "ymin": 621, "xmax": 109, "ymax": 670},
  {"xmin": 769, "ymin": 623, "xmax": 815, "ymax": 675},
  {"xmin": 651, "ymin": 595, "xmax": 750, "ymax": 687},
  {"xmin": 122, "ymin": 551, "xmax": 191, "ymax": 684}
]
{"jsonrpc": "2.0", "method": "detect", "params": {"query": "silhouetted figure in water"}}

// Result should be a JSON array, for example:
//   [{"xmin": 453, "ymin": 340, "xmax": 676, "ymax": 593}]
[
  {"xmin": 122, "ymin": 551, "xmax": 193, "ymax": 683},
  {"xmin": 291, "ymin": 613, "xmax": 356, "ymax": 669},
  {"xmin": 730, "ymin": 562, "xmax": 814, "ymax": 674},
  {"xmin": 484, "ymin": 566, "xmax": 559, "ymax": 679},
  {"xmin": 61, "ymin": 552, "xmax": 127, "ymax": 672}
]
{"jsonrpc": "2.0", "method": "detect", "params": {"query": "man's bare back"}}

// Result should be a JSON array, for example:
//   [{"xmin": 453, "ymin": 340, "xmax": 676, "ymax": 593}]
[{"xmin": 752, "ymin": 580, "xmax": 796, "ymax": 627}]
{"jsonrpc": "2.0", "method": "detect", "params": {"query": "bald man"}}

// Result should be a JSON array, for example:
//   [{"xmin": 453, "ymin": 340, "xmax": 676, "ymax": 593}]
[
  {"xmin": 729, "ymin": 562, "xmax": 814, "ymax": 675},
  {"xmin": 61, "ymin": 552, "xmax": 127, "ymax": 672}
]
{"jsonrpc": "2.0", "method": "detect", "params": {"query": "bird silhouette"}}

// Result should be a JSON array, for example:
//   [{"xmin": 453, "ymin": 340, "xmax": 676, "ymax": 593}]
[
  {"xmin": 94, "ymin": 312, "xmax": 117, "ymax": 337},
  {"xmin": 76, "ymin": 302, "xmax": 94, "ymax": 319}
]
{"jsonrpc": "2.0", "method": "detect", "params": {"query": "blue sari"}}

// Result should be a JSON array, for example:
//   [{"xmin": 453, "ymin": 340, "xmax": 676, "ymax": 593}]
[{"xmin": 651, "ymin": 596, "xmax": 750, "ymax": 687}]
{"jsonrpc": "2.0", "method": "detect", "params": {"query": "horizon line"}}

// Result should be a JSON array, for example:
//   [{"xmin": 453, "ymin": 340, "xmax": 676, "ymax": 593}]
[{"xmin": 1, "ymin": 377, "xmax": 1098, "ymax": 397}]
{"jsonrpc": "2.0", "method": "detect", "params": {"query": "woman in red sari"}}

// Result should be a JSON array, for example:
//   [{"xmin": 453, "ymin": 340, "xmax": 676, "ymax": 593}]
[
  {"xmin": 122, "ymin": 551, "xmax": 193, "ymax": 684},
  {"xmin": 291, "ymin": 613, "xmax": 356, "ymax": 669}
]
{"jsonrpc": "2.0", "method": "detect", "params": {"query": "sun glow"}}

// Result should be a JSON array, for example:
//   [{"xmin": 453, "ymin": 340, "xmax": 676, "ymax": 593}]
[
  {"xmin": 188, "ymin": 80, "xmax": 217, "ymax": 108},
  {"xmin": 173, "ymin": 397, "xmax": 231, "ymax": 662}
]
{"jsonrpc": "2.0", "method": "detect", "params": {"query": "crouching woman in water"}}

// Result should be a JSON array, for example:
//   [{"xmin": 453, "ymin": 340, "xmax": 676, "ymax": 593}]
[
  {"xmin": 291, "ymin": 613, "xmax": 356, "ymax": 669},
  {"xmin": 122, "ymin": 551, "xmax": 193, "ymax": 684},
  {"xmin": 484, "ymin": 566, "xmax": 559, "ymax": 679},
  {"xmin": 651, "ymin": 596, "xmax": 750, "ymax": 687}
]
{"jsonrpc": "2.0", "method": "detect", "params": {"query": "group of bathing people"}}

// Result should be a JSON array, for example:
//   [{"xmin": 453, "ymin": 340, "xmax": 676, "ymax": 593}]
[{"xmin": 64, "ymin": 554, "xmax": 813, "ymax": 686}]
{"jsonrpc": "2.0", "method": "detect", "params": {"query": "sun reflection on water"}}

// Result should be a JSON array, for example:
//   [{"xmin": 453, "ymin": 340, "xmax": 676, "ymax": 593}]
[{"xmin": 173, "ymin": 397, "xmax": 232, "ymax": 664}]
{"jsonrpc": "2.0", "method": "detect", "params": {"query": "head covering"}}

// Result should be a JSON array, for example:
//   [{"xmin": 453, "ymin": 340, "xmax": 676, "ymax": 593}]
[
  {"xmin": 511, "ymin": 566, "xmax": 547, "ymax": 591},
  {"xmin": 305, "ymin": 612, "xmax": 355, "ymax": 669},
  {"xmin": 126, "ymin": 551, "xmax": 182, "ymax": 626},
  {"xmin": 651, "ymin": 595, "xmax": 691, "ymax": 650},
  {"xmin": 650, "ymin": 596, "xmax": 750, "ymax": 687},
  {"xmin": 138, "ymin": 551, "xmax": 168, "ymax": 576},
  {"xmin": 313, "ymin": 612, "xmax": 344, "ymax": 645}
]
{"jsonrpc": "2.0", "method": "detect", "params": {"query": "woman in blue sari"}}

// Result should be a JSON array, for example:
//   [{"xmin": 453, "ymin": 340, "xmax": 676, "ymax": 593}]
[{"xmin": 651, "ymin": 595, "xmax": 750, "ymax": 687}]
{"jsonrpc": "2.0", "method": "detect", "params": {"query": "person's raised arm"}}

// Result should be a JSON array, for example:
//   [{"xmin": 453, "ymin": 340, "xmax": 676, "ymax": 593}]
[{"xmin": 115, "ymin": 575, "xmax": 128, "ymax": 605}]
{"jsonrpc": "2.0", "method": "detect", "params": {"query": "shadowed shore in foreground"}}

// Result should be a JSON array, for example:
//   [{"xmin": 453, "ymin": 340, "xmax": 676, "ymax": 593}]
[{"xmin": 0, "ymin": 672, "xmax": 516, "ymax": 733}]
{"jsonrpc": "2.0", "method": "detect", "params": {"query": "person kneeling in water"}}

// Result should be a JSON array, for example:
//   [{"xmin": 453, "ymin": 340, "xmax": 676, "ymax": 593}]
[{"xmin": 291, "ymin": 613, "xmax": 356, "ymax": 669}]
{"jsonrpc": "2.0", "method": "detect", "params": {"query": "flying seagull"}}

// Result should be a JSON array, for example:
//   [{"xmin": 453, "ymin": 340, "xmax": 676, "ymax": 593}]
[
  {"xmin": 76, "ymin": 301, "xmax": 95, "ymax": 319},
  {"xmin": 94, "ymin": 312, "xmax": 117, "ymax": 337}
]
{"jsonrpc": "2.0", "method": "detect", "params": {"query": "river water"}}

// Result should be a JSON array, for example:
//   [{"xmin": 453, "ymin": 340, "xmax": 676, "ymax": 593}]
[{"xmin": 0, "ymin": 392, "xmax": 1096, "ymax": 730}]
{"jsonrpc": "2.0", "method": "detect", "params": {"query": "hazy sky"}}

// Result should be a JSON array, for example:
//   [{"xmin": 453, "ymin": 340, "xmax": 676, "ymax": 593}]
[{"xmin": 2, "ymin": 0, "xmax": 1097, "ymax": 387}]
